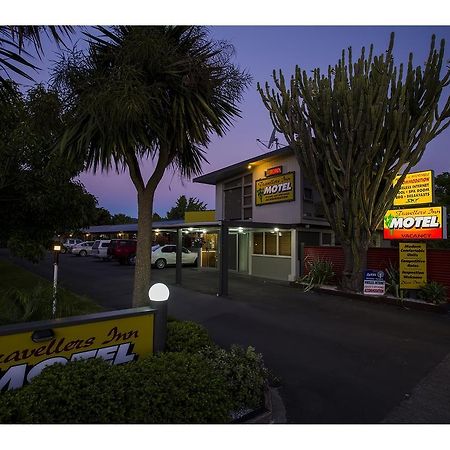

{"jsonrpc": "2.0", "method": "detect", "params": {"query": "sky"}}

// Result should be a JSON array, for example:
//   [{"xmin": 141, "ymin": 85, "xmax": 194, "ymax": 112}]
[{"xmin": 5, "ymin": 13, "xmax": 450, "ymax": 219}]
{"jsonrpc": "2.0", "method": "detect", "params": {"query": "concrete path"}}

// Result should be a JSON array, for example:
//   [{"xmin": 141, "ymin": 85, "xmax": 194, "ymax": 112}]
[{"xmin": 2, "ymin": 249, "xmax": 450, "ymax": 423}]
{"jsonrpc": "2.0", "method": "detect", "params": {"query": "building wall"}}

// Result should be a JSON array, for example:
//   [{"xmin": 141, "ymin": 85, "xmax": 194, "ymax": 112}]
[
  {"xmin": 251, "ymin": 154, "xmax": 302, "ymax": 224},
  {"xmin": 251, "ymin": 255, "xmax": 292, "ymax": 281}
]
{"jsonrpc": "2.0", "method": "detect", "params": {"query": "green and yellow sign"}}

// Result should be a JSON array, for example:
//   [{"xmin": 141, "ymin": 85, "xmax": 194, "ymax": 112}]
[
  {"xmin": 0, "ymin": 308, "xmax": 154, "ymax": 391},
  {"xmin": 255, "ymin": 172, "xmax": 295, "ymax": 206},
  {"xmin": 399, "ymin": 243, "xmax": 427, "ymax": 289},
  {"xmin": 393, "ymin": 170, "xmax": 434, "ymax": 206}
]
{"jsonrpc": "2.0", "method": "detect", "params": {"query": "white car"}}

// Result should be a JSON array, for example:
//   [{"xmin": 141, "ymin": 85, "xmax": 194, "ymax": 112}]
[
  {"xmin": 151, "ymin": 245, "xmax": 198, "ymax": 269},
  {"xmin": 71, "ymin": 241, "xmax": 95, "ymax": 257},
  {"xmin": 61, "ymin": 238, "xmax": 83, "ymax": 253},
  {"xmin": 91, "ymin": 240, "xmax": 112, "ymax": 261}
]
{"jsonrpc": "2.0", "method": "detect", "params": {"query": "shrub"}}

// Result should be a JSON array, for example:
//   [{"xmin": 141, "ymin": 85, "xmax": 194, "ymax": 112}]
[
  {"xmin": 166, "ymin": 320, "xmax": 213, "ymax": 353},
  {"xmin": 299, "ymin": 256, "xmax": 335, "ymax": 292},
  {"xmin": 0, "ymin": 353, "xmax": 234, "ymax": 424},
  {"xmin": 384, "ymin": 261, "xmax": 407, "ymax": 299},
  {"xmin": 120, "ymin": 352, "xmax": 232, "ymax": 423},
  {"xmin": 201, "ymin": 345, "xmax": 268, "ymax": 412},
  {"xmin": 418, "ymin": 281, "xmax": 448, "ymax": 304}
]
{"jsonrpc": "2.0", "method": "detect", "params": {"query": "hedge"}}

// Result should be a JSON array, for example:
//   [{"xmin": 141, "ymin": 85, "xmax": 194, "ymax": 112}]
[{"xmin": 0, "ymin": 321, "xmax": 270, "ymax": 424}]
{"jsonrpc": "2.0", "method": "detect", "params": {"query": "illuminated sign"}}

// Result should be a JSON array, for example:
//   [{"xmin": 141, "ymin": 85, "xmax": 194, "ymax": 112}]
[
  {"xmin": 393, "ymin": 170, "xmax": 434, "ymax": 206},
  {"xmin": 383, "ymin": 206, "xmax": 447, "ymax": 240},
  {"xmin": 265, "ymin": 166, "xmax": 283, "ymax": 177},
  {"xmin": 255, "ymin": 172, "xmax": 295, "ymax": 206},
  {"xmin": 399, "ymin": 243, "xmax": 427, "ymax": 289},
  {"xmin": 0, "ymin": 308, "xmax": 154, "ymax": 391}
]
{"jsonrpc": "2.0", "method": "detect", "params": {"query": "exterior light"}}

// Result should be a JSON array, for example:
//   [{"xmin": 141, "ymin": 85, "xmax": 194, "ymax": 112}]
[
  {"xmin": 53, "ymin": 244, "xmax": 61, "ymax": 252},
  {"xmin": 148, "ymin": 283, "xmax": 170, "ymax": 353},
  {"xmin": 148, "ymin": 283, "xmax": 170, "ymax": 302},
  {"xmin": 247, "ymin": 164, "xmax": 252, "ymax": 169},
  {"xmin": 188, "ymin": 227, "xmax": 193, "ymax": 231},
  {"xmin": 202, "ymin": 229, "xmax": 207, "ymax": 234},
  {"xmin": 274, "ymin": 227, "xmax": 279, "ymax": 232},
  {"xmin": 238, "ymin": 227, "xmax": 244, "ymax": 233}
]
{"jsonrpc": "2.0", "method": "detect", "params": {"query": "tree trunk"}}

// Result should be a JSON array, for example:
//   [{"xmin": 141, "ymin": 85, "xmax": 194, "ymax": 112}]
[
  {"xmin": 132, "ymin": 188, "xmax": 154, "ymax": 307},
  {"xmin": 341, "ymin": 238, "xmax": 369, "ymax": 292}
]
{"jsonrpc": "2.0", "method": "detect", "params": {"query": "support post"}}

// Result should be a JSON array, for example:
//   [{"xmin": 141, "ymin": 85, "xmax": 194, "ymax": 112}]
[
  {"xmin": 299, "ymin": 241, "xmax": 305, "ymax": 278},
  {"xmin": 176, "ymin": 228, "xmax": 182, "ymax": 285},
  {"xmin": 218, "ymin": 221, "xmax": 229, "ymax": 296}
]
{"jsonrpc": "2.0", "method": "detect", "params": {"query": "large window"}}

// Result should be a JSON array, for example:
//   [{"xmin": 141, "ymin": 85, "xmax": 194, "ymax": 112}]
[
  {"xmin": 252, "ymin": 231, "xmax": 291, "ymax": 256},
  {"xmin": 224, "ymin": 174, "xmax": 252, "ymax": 220}
]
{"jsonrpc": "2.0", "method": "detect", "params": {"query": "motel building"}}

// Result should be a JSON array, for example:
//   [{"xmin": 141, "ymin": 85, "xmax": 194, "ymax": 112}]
[{"xmin": 82, "ymin": 146, "xmax": 394, "ymax": 294}]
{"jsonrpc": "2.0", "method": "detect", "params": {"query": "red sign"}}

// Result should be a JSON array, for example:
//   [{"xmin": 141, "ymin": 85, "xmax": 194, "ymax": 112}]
[{"xmin": 265, "ymin": 166, "xmax": 282, "ymax": 177}]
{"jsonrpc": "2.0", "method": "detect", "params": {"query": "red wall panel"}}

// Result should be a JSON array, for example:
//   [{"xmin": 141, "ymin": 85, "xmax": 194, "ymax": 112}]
[{"xmin": 304, "ymin": 246, "xmax": 450, "ymax": 299}]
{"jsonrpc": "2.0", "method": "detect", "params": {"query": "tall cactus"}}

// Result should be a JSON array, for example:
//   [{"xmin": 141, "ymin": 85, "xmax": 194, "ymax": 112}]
[{"xmin": 258, "ymin": 33, "xmax": 450, "ymax": 292}]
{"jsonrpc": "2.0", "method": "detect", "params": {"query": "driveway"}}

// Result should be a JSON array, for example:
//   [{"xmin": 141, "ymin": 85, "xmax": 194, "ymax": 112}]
[{"xmin": 2, "ymin": 249, "xmax": 450, "ymax": 423}]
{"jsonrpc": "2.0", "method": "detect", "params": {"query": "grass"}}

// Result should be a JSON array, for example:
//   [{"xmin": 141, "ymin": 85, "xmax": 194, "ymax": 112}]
[{"xmin": 0, "ymin": 259, "xmax": 102, "ymax": 326}]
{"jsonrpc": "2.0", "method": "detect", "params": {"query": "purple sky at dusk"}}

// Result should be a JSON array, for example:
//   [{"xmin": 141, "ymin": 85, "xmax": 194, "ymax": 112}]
[{"xmin": 20, "ymin": 26, "xmax": 450, "ymax": 218}]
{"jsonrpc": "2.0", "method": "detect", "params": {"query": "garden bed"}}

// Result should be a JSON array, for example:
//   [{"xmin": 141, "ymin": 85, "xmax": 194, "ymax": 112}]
[{"xmin": 290, "ymin": 282, "xmax": 449, "ymax": 314}]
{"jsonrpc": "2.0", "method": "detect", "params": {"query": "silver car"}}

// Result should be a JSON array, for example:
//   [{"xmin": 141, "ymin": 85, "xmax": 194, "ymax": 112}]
[{"xmin": 71, "ymin": 241, "xmax": 95, "ymax": 257}]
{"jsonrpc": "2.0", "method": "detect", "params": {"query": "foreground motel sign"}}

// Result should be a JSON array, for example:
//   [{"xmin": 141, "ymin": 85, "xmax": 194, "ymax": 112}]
[{"xmin": 383, "ymin": 170, "xmax": 447, "ymax": 290}]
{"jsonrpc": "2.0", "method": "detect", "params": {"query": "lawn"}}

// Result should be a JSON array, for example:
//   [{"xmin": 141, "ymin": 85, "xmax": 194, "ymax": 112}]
[{"xmin": 0, "ymin": 259, "xmax": 102, "ymax": 325}]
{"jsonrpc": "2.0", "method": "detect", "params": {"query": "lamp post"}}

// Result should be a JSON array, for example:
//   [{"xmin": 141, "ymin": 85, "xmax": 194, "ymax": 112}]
[
  {"xmin": 148, "ymin": 283, "xmax": 170, "ymax": 353},
  {"xmin": 52, "ymin": 244, "xmax": 61, "ymax": 318}
]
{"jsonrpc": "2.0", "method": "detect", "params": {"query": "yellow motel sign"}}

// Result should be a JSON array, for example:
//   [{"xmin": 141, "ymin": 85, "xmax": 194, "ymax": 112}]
[
  {"xmin": 393, "ymin": 170, "xmax": 434, "ymax": 206},
  {"xmin": 0, "ymin": 307, "xmax": 154, "ymax": 391},
  {"xmin": 255, "ymin": 172, "xmax": 295, "ymax": 206}
]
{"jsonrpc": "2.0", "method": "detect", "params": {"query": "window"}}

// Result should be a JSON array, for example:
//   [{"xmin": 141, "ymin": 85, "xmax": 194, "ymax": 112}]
[
  {"xmin": 223, "ymin": 174, "xmax": 252, "ymax": 220},
  {"xmin": 322, "ymin": 233, "xmax": 332, "ymax": 246},
  {"xmin": 264, "ymin": 233, "xmax": 277, "ymax": 255},
  {"xmin": 304, "ymin": 188, "xmax": 313, "ymax": 201},
  {"xmin": 252, "ymin": 231, "xmax": 291, "ymax": 256},
  {"xmin": 161, "ymin": 246, "xmax": 175, "ymax": 253},
  {"xmin": 278, "ymin": 232, "xmax": 291, "ymax": 256},
  {"xmin": 253, "ymin": 232, "xmax": 263, "ymax": 254}
]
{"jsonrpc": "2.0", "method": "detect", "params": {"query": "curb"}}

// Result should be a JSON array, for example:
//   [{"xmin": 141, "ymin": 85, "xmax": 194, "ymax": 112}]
[{"xmin": 289, "ymin": 282, "xmax": 449, "ymax": 314}]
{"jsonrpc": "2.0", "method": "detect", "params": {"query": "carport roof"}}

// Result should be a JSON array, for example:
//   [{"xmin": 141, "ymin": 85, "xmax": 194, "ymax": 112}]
[
  {"xmin": 193, "ymin": 146, "xmax": 293, "ymax": 185},
  {"xmin": 82, "ymin": 220, "xmax": 184, "ymax": 234}
]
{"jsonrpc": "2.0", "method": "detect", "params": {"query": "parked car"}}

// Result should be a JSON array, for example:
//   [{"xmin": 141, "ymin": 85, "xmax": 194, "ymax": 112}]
[
  {"xmin": 151, "ymin": 245, "xmax": 198, "ymax": 269},
  {"xmin": 91, "ymin": 240, "xmax": 112, "ymax": 261},
  {"xmin": 61, "ymin": 238, "xmax": 83, "ymax": 254},
  {"xmin": 107, "ymin": 239, "xmax": 137, "ymax": 265},
  {"xmin": 71, "ymin": 241, "xmax": 95, "ymax": 257}
]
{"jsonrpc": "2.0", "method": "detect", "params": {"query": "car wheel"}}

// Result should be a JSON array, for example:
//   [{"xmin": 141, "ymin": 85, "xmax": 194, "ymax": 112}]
[
  {"xmin": 60, "ymin": 247, "xmax": 67, "ymax": 254},
  {"xmin": 80, "ymin": 250, "xmax": 87, "ymax": 257},
  {"xmin": 127, "ymin": 255, "xmax": 136, "ymax": 265},
  {"xmin": 155, "ymin": 258, "xmax": 167, "ymax": 269}
]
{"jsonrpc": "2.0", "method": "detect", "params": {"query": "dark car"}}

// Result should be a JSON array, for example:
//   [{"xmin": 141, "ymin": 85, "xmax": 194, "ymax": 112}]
[{"xmin": 107, "ymin": 239, "xmax": 137, "ymax": 265}]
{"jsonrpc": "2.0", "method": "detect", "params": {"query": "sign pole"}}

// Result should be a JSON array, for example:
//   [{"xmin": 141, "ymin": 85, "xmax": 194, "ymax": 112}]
[{"xmin": 52, "ymin": 245, "xmax": 61, "ymax": 318}]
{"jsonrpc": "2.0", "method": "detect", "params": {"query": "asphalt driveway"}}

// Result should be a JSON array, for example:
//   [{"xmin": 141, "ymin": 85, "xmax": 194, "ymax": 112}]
[{"xmin": 2, "ymin": 249, "xmax": 450, "ymax": 423}]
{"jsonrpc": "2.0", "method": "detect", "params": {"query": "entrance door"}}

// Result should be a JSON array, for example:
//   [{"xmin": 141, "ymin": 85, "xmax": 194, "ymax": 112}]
[
  {"xmin": 228, "ymin": 234, "xmax": 237, "ymax": 271},
  {"xmin": 238, "ymin": 233, "xmax": 249, "ymax": 273}
]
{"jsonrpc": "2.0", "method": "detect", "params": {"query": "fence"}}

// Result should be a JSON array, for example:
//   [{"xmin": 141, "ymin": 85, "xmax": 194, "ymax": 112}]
[{"xmin": 303, "ymin": 246, "xmax": 450, "ymax": 298}]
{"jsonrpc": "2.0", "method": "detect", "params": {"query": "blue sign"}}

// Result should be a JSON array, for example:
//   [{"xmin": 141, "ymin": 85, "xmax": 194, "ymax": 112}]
[{"xmin": 364, "ymin": 270, "xmax": 386, "ymax": 295}]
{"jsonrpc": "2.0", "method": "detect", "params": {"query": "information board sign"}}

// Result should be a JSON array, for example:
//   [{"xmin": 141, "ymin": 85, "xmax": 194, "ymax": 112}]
[
  {"xmin": 363, "ymin": 270, "xmax": 386, "ymax": 296},
  {"xmin": 393, "ymin": 170, "xmax": 434, "ymax": 206},
  {"xmin": 399, "ymin": 242, "xmax": 427, "ymax": 289}
]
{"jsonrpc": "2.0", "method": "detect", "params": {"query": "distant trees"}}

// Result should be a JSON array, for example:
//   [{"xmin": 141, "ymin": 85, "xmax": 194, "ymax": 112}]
[{"xmin": 166, "ymin": 195, "xmax": 207, "ymax": 220}]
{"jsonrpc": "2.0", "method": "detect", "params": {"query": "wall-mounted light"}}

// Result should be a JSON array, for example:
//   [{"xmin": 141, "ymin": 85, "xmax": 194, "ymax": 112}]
[
  {"xmin": 274, "ymin": 227, "xmax": 279, "ymax": 232},
  {"xmin": 188, "ymin": 227, "xmax": 193, "ymax": 232},
  {"xmin": 247, "ymin": 164, "xmax": 252, "ymax": 169},
  {"xmin": 238, "ymin": 227, "xmax": 244, "ymax": 233}
]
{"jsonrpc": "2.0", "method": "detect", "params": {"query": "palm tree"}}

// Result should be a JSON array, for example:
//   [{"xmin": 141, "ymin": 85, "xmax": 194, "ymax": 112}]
[
  {"xmin": 0, "ymin": 26, "xmax": 73, "ymax": 86},
  {"xmin": 52, "ymin": 26, "xmax": 251, "ymax": 306}
]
